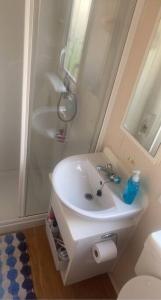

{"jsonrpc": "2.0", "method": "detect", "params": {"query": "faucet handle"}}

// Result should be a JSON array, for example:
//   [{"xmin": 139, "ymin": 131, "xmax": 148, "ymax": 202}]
[
  {"xmin": 106, "ymin": 162, "xmax": 113, "ymax": 170},
  {"xmin": 96, "ymin": 165, "xmax": 104, "ymax": 172},
  {"xmin": 109, "ymin": 174, "xmax": 121, "ymax": 184},
  {"xmin": 105, "ymin": 162, "xmax": 114, "ymax": 174}
]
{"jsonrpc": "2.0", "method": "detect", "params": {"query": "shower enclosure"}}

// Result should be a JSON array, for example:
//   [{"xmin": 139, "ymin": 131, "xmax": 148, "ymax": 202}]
[
  {"xmin": 0, "ymin": 0, "xmax": 136, "ymax": 224},
  {"xmin": 0, "ymin": 0, "xmax": 25, "ymax": 222}
]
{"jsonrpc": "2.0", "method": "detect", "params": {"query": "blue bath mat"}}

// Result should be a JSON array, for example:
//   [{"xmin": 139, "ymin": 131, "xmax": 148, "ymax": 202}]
[{"xmin": 0, "ymin": 232, "xmax": 36, "ymax": 300}]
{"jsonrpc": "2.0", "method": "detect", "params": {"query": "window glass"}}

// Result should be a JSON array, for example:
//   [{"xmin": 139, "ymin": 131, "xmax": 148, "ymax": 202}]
[{"xmin": 64, "ymin": 0, "xmax": 92, "ymax": 81}]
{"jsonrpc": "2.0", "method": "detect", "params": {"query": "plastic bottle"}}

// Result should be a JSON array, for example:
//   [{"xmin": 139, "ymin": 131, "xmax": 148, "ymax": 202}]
[{"xmin": 123, "ymin": 170, "xmax": 140, "ymax": 204}]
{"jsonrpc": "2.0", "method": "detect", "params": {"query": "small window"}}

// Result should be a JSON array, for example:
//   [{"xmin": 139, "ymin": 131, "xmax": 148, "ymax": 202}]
[{"xmin": 64, "ymin": 0, "xmax": 92, "ymax": 82}]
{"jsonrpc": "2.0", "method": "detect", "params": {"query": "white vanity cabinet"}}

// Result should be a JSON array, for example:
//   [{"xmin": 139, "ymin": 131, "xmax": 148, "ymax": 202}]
[{"xmin": 46, "ymin": 189, "xmax": 136, "ymax": 285}]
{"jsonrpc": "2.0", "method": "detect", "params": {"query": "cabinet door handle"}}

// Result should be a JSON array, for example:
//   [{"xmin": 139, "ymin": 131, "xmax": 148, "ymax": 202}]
[
  {"xmin": 101, "ymin": 233, "xmax": 113, "ymax": 239},
  {"xmin": 101, "ymin": 233, "xmax": 117, "ymax": 245}
]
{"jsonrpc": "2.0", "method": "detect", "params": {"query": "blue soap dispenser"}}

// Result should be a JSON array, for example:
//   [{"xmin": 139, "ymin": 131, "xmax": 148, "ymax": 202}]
[{"xmin": 123, "ymin": 170, "xmax": 141, "ymax": 204}]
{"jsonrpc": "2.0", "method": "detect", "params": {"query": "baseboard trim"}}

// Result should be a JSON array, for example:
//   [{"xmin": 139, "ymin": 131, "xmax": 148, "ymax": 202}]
[{"xmin": 0, "ymin": 213, "xmax": 47, "ymax": 234}]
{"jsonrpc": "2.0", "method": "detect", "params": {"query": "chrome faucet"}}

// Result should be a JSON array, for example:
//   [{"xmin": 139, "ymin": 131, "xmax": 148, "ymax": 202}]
[
  {"xmin": 96, "ymin": 163, "xmax": 121, "ymax": 183},
  {"xmin": 96, "ymin": 163, "xmax": 114, "ymax": 176}
]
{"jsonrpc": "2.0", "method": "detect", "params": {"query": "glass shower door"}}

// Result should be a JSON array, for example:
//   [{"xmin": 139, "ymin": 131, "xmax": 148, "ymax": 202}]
[
  {"xmin": 25, "ymin": 0, "xmax": 72, "ymax": 215},
  {"xmin": 25, "ymin": 0, "xmax": 136, "ymax": 216},
  {"xmin": 0, "ymin": 0, "xmax": 25, "ymax": 221}
]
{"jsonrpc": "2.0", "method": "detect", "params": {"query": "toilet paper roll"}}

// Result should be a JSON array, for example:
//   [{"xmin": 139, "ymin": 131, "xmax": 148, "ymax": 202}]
[{"xmin": 92, "ymin": 240, "xmax": 117, "ymax": 263}]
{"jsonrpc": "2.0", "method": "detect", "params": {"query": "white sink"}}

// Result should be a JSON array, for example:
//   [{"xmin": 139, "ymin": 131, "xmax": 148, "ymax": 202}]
[{"xmin": 51, "ymin": 154, "xmax": 148, "ymax": 221}]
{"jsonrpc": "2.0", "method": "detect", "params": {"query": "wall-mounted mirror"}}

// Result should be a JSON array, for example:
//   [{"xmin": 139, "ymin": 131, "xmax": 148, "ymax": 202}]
[{"xmin": 123, "ymin": 19, "xmax": 161, "ymax": 157}]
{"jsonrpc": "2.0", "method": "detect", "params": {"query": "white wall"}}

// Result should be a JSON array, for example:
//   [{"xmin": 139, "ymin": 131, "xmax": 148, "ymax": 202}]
[{"xmin": 102, "ymin": 0, "xmax": 161, "ymax": 292}]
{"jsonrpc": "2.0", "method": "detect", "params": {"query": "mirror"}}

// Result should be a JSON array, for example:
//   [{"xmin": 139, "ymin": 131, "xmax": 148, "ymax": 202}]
[
  {"xmin": 123, "ymin": 19, "xmax": 161, "ymax": 157},
  {"xmin": 57, "ymin": 92, "xmax": 77, "ymax": 122}
]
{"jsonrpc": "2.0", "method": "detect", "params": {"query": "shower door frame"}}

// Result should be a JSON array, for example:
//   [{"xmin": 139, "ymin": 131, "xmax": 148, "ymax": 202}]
[{"xmin": 18, "ymin": 0, "xmax": 36, "ymax": 218}]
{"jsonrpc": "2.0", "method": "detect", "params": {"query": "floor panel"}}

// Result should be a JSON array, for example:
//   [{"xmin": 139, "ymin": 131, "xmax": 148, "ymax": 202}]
[{"xmin": 24, "ymin": 225, "xmax": 117, "ymax": 299}]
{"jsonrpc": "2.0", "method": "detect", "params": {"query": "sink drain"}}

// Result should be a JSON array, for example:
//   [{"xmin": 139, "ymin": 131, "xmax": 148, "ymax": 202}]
[{"xmin": 84, "ymin": 193, "xmax": 93, "ymax": 200}]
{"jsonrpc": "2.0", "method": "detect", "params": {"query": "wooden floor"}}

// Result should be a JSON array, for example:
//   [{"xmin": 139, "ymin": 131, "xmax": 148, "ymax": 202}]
[{"xmin": 24, "ymin": 225, "xmax": 117, "ymax": 299}]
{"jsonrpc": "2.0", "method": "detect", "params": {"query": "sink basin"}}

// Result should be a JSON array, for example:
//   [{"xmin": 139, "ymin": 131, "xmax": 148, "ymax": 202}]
[{"xmin": 51, "ymin": 154, "xmax": 148, "ymax": 221}]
